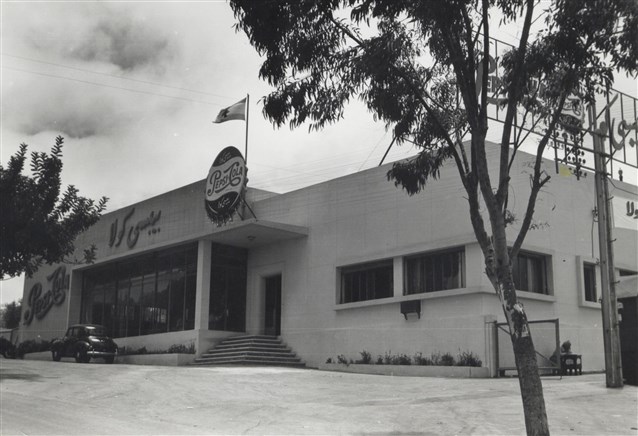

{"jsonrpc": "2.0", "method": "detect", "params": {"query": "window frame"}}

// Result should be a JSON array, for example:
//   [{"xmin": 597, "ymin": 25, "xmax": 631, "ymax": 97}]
[
  {"xmin": 403, "ymin": 246, "xmax": 466, "ymax": 295},
  {"xmin": 583, "ymin": 262, "xmax": 597, "ymax": 303},
  {"xmin": 79, "ymin": 243, "xmax": 198, "ymax": 338},
  {"xmin": 511, "ymin": 249, "xmax": 552, "ymax": 295},
  {"xmin": 339, "ymin": 259, "xmax": 394, "ymax": 304}
]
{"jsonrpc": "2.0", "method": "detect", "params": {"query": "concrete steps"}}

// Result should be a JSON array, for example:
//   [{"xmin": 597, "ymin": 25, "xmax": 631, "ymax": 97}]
[{"xmin": 192, "ymin": 335, "xmax": 305, "ymax": 368}]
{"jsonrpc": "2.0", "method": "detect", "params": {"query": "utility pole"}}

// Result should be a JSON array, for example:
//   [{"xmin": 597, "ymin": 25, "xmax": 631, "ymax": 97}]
[{"xmin": 589, "ymin": 101, "xmax": 623, "ymax": 388}]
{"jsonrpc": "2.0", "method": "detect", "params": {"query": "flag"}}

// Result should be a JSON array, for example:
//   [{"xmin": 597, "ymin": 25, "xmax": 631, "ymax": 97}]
[{"xmin": 213, "ymin": 98, "xmax": 246, "ymax": 123}]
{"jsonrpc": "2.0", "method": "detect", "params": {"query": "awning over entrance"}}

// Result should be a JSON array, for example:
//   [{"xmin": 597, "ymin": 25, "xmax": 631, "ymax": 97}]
[
  {"xmin": 205, "ymin": 218, "xmax": 308, "ymax": 248},
  {"xmin": 617, "ymin": 275, "xmax": 638, "ymax": 299}
]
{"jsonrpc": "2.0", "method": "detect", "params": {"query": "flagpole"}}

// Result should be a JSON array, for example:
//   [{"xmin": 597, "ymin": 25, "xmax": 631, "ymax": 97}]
[{"xmin": 245, "ymin": 94, "xmax": 250, "ymax": 164}]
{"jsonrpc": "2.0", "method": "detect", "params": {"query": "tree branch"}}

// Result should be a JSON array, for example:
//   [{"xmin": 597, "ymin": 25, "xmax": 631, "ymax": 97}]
[
  {"xmin": 510, "ymin": 90, "xmax": 571, "ymax": 259},
  {"xmin": 496, "ymin": 0, "xmax": 536, "ymax": 207},
  {"xmin": 326, "ymin": 13, "xmax": 460, "ymax": 157}
]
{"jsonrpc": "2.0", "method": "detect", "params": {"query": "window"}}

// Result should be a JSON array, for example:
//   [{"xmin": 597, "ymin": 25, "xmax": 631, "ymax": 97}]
[
  {"xmin": 404, "ymin": 248, "xmax": 465, "ymax": 295},
  {"xmin": 584, "ymin": 263, "xmax": 597, "ymax": 303},
  {"xmin": 512, "ymin": 251, "xmax": 549, "ymax": 294},
  {"xmin": 80, "ymin": 243, "xmax": 198, "ymax": 338},
  {"xmin": 340, "ymin": 260, "xmax": 393, "ymax": 303}
]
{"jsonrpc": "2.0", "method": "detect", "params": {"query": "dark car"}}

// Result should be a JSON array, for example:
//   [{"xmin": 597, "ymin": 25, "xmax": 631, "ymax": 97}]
[
  {"xmin": 51, "ymin": 324, "xmax": 118, "ymax": 364},
  {"xmin": 0, "ymin": 337, "xmax": 16, "ymax": 359}
]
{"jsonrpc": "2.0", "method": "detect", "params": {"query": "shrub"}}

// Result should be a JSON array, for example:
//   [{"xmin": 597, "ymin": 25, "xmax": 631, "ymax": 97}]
[
  {"xmin": 355, "ymin": 350, "xmax": 372, "ymax": 364},
  {"xmin": 440, "ymin": 352, "xmax": 456, "ymax": 366},
  {"xmin": 431, "ymin": 352, "xmax": 456, "ymax": 366},
  {"xmin": 167, "ymin": 343, "xmax": 195, "ymax": 354},
  {"xmin": 396, "ymin": 354, "xmax": 412, "ymax": 365},
  {"xmin": 330, "ymin": 349, "xmax": 481, "ymax": 367},
  {"xmin": 383, "ymin": 351, "xmax": 394, "ymax": 365},
  {"xmin": 457, "ymin": 350, "xmax": 482, "ymax": 367},
  {"xmin": 119, "ymin": 344, "xmax": 196, "ymax": 356},
  {"xmin": 16, "ymin": 339, "xmax": 51, "ymax": 358},
  {"xmin": 380, "ymin": 352, "xmax": 413, "ymax": 365},
  {"xmin": 413, "ymin": 352, "xmax": 432, "ymax": 366}
]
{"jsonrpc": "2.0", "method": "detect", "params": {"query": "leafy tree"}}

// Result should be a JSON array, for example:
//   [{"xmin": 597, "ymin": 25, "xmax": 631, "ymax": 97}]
[
  {"xmin": 229, "ymin": 1, "xmax": 637, "ymax": 434},
  {"xmin": 0, "ymin": 299, "xmax": 22, "ymax": 329},
  {"xmin": 0, "ymin": 136, "xmax": 108, "ymax": 278}
]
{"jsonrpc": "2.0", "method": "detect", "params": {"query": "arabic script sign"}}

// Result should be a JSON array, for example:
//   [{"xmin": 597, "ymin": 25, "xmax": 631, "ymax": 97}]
[
  {"xmin": 23, "ymin": 266, "xmax": 69, "ymax": 325},
  {"xmin": 612, "ymin": 195, "xmax": 638, "ymax": 231},
  {"xmin": 108, "ymin": 207, "xmax": 162, "ymax": 249},
  {"xmin": 477, "ymin": 36, "xmax": 638, "ymax": 178},
  {"xmin": 205, "ymin": 146, "xmax": 247, "ymax": 225}
]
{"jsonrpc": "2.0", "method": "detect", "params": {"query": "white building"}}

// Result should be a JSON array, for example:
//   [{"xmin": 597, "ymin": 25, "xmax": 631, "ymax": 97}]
[{"xmin": 19, "ymin": 144, "xmax": 638, "ymax": 375}]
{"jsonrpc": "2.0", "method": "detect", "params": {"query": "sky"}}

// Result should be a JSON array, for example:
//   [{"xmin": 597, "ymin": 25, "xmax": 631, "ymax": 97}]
[{"xmin": 1, "ymin": 1, "xmax": 636, "ymax": 306}]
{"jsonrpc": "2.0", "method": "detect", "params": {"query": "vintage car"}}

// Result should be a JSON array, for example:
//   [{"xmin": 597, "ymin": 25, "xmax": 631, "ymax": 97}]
[
  {"xmin": 0, "ymin": 337, "xmax": 16, "ymax": 358},
  {"xmin": 51, "ymin": 324, "xmax": 118, "ymax": 363}
]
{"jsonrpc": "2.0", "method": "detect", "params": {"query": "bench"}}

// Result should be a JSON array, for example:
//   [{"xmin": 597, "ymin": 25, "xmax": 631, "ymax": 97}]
[{"xmin": 560, "ymin": 354, "xmax": 582, "ymax": 375}]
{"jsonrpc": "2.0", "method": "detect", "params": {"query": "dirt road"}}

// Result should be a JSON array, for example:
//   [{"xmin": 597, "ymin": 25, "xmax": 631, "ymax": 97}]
[{"xmin": 1, "ymin": 358, "xmax": 636, "ymax": 435}]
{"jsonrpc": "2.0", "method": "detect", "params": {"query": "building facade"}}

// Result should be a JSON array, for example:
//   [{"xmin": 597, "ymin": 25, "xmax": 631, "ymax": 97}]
[{"xmin": 19, "ymin": 146, "xmax": 638, "ymax": 374}]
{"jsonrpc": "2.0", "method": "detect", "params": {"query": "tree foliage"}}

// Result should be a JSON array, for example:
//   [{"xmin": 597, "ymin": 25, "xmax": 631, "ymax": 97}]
[
  {"xmin": 230, "ymin": 1, "xmax": 637, "ymax": 434},
  {"xmin": 0, "ymin": 299, "xmax": 22, "ymax": 329},
  {"xmin": 0, "ymin": 136, "xmax": 108, "ymax": 278}
]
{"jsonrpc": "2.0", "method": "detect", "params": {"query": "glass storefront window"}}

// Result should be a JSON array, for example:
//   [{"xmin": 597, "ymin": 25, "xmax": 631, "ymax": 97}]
[
  {"xmin": 168, "ymin": 250, "xmax": 186, "ymax": 332},
  {"xmin": 184, "ymin": 247, "xmax": 197, "ymax": 330},
  {"xmin": 80, "ymin": 243, "xmax": 198, "ymax": 338}
]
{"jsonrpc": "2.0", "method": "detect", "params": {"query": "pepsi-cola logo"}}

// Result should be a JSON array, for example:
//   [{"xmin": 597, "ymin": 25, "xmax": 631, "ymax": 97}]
[{"xmin": 205, "ymin": 146, "xmax": 246, "ymax": 224}]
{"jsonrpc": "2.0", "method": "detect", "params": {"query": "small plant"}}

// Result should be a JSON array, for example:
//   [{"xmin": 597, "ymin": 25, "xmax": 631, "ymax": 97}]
[
  {"xmin": 136, "ymin": 346, "xmax": 148, "ymax": 355},
  {"xmin": 430, "ymin": 352, "xmax": 441, "ymax": 366},
  {"xmin": 376, "ymin": 355, "xmax": 384, "ymax": 365},
  {"xmin": 440, "ymin": 352, "xmax": 455, "ymax": 366},
  {"xmin": 396, "ymin": 354, "xmax": 412, "ymax": 365},
  {"xmin": 383, "ymin": 351, "xmax": 394, "ymax": 365},
  {"xmin": 326, "ymin": 357, "xmax": 333, "ymax": 364},
  {"xmin": 356, "ymin": 350, "xmax": 372, "ymax": 364},
  {"xmin": 337, "ymin": 354, "xmax": 349, "ymax": 365},
  {"xmin": 414, "ymin": 352, "xmax": 432, "ymax": 366},
  {"xmin": 167, "ymin": 343, "xmax": 196, "ymax": 354},
  {"xmin": 457, "ymin": 350, "xmax": 482, "ymax": 367}
]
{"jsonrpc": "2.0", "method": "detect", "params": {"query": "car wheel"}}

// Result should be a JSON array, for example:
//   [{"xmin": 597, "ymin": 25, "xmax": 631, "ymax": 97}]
[
  {"xmin": 104, "ymin": 356, "xmax": 114, "ymax": 364},
  {"xmin": 75, "ymin": 349, "xmax": 89, "ymax": 363},
  {"xmin": 52, "ymin": 350, "xmax": 62, "ymax": 361}
]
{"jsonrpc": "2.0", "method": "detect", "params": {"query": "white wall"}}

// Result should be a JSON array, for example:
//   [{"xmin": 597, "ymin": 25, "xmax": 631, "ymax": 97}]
[{"xmin": 19, "ymin": 145, "xmax": 637, "ymax": 374}]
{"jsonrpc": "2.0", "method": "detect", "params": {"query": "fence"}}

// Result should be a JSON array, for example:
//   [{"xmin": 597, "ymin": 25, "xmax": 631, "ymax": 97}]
[{"xmin": 495, "ymin": 318, "xmax": 560, "ymax": 377}]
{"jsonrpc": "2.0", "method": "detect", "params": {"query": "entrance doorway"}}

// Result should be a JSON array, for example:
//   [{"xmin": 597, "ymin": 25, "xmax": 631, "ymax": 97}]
[
  {"xmin": 264, "ymin": 275, "xmax": 282, "ymax": 336},
  {"xmin": 208, "ymin": 244, "xmax": 247, "ymax": 332}
]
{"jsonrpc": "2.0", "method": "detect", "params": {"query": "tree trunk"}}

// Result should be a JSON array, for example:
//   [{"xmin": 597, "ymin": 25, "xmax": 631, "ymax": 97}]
[
  {"xmin": 492, "ymin": 269, "xmax": 550, "ymax": 436},
  {"xmin": 511, "ymin": 332, "xmax": 550, "ymax": 435}
]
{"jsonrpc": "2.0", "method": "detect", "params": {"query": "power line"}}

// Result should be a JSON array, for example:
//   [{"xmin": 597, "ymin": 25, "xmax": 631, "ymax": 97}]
[
  {"xmin": 1, "ymin": 53, "xmax": 235, "ymax": 102},
  {"xmin": 1, "ymin": 65, "xmax": 217, "ymax": 106}
]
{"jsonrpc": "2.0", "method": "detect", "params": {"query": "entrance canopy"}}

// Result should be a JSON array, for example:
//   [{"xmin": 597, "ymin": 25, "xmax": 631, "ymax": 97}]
[
  {"xmin": 617, "ymin": 275, "xmax": 638, "ymax": 299},
  {"xmin": 205, "ymin": 218, "xmax": 308, "ymax": 248}
]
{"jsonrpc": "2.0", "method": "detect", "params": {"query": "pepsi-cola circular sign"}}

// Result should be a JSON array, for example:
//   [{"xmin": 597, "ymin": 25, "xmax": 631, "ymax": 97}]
[{"xmin": 205, "ymin": 146, "xmax": 247, "ymax": 225}]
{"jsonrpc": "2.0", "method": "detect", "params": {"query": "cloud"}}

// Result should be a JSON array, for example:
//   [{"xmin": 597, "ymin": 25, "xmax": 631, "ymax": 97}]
[
  {"xmin": 28, "ymin": 6, "xmax": 177, "ymax": 73},
  {"xmin": 68, "ymin": 19, "xmax": 173, "ymax": 72},
  {"xmin": 1, "ymin": 3, "xmax": 184, "ymax": 139},
  {"xmin": 12, "ymin": 89, "xmax": 122, "ymax": 139}
]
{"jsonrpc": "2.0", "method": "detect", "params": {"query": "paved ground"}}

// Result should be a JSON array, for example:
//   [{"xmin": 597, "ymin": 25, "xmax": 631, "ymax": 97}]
[{"xmin": 1, "ymin": 358, "xmax": 637, "ymax": 435}]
